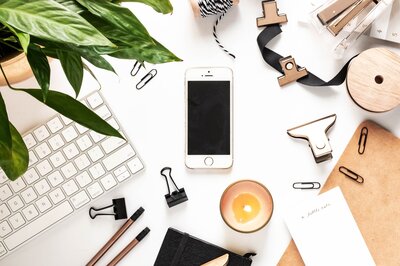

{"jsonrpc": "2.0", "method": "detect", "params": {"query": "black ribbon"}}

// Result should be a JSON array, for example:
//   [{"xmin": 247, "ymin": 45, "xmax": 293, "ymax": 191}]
[{"xmin": 257, "ymin": 24, "xmax": 355, "ymax": 86}]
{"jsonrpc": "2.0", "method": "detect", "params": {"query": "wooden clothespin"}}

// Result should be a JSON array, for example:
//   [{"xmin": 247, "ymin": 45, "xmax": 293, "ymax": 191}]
[
  {"xmin": 277, "ymin": 56, "xmax": 308, "ymax": 86},
  {"xmin": 257, "ymin": 0, "xmax": 288, "ymax": 27}
]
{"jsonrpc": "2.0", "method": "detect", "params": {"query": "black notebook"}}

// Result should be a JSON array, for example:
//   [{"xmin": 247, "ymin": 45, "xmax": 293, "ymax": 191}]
[{"xmin": 154, "ymin": 228, "xmax": 254, "ymax": 266}]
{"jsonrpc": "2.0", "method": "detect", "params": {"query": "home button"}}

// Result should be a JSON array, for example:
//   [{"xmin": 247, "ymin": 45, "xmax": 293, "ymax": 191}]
[{"xmin": 204, "ymin": 157, "xmax": 214, "ymax": 166}]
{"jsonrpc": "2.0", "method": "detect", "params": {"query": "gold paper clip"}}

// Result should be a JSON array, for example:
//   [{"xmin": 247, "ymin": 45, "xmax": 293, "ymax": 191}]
[
  {"xmin": 278, "ymin": 56, "xmax": 308, "ymax": 87},
  {"xmin": 339, "ymin": 166, "xmax": 364, "ymax": 183},
  {"xmin": 358, "ymin": 127, "xmax": 368, "ymax": 155},
  {"xmin": 256, "ymin": 0, "xmax": 288, "ymax": 27}
]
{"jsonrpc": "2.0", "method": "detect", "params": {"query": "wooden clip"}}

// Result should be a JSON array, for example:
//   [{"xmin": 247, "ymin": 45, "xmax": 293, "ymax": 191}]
[
  {"xmin": 277, "ymin": 56, "xmax": 308, "ymax": 86},
  {"xmin": 257, "ymin": 0, "xmax": 288, "ymax": 27}
]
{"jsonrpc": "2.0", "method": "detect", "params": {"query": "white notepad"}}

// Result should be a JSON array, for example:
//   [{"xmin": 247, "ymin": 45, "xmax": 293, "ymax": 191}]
[
  {"xmin": 369, "ymin": 0, "xmax": 400, "ymax": 44},
  {"xmin": 284, "ymin": 187, "xmax": 375, "ymax": 266}
]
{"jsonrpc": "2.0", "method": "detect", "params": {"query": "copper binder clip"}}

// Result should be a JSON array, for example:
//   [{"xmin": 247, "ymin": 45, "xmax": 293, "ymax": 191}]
[
  {"xmin": 278, "ymin": 56, "xmax": 308, "ymax": 86},
  {"xmin": 257, "ymin": 0, "xmax": 288, "ymax": 27}
]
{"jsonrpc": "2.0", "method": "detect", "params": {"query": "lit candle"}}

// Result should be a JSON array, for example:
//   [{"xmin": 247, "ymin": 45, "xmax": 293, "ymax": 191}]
[{"xmin": 220, "ymin": 180, "xmax": 274, "ymax": 233}]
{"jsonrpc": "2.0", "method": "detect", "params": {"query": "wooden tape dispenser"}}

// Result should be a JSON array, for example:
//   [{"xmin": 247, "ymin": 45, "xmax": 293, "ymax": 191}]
[{"xmin": 347, "ymin": 48, "xmax": 400, "ymax": 113}]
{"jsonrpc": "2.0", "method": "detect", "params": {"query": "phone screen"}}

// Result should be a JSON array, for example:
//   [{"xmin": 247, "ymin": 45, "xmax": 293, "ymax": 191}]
[{"xmin": 188, "ymin": 81, "xmax": 230, "ymax": 155}]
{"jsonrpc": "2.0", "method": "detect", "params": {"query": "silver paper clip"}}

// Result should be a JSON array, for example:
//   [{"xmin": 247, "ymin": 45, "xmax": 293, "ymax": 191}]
[
  {"xmin": 130, "ymin": 61, "xmax": 143, "ymax": 76},
  {"xmin": 293, "ymin": 182, "xmax": 321, "ymax": 190},
  {"xmin": 136, "ymin": 69, "xmax": 157, "ymax": 90},
  {"xmin": 287, "ymin": 114, "xmax": 337, "ymax": 163}
]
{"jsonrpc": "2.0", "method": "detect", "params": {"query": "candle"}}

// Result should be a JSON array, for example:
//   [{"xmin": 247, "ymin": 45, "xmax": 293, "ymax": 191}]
[{"xmin": 220, "ymin": 180, "xmax": 274, "ymax": 233}]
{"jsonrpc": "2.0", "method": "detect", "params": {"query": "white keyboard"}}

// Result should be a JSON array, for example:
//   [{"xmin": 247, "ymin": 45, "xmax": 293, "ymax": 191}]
[{"xmin": 0, "ymin": 91, "xmax": 144, "ymax": 260}]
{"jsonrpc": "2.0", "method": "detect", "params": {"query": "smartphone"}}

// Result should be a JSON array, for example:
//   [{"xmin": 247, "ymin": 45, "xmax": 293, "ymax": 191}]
[{"xmin": 185, "ymin": 67, "xmax": 233, "ymax": 169}]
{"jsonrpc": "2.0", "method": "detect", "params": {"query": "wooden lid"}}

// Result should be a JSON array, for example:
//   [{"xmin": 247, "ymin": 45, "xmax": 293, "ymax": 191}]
[{"xmin": 346, "ymin": 48, "xmax": 400, "ymax": 113}]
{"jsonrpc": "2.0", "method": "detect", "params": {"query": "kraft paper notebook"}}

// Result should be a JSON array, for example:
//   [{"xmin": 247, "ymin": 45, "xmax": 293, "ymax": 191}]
[{"xmin": 278, "ymin": 120, "xmax": 400, "ymax": 266}]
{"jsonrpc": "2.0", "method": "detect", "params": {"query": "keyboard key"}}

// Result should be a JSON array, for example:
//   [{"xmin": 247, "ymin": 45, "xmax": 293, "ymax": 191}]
[
  {"xmin": 103, "ymin": 145, "xmax": 136, "ymax": 171},
  {"xmin": 8, "ymin": 195, "xmax": 24, "ymax": 212},
  {"xmin": 0, "ymin": 170, "xmax": 7, "ymax": 184},
  {"xmin": 100, "ymin": 174, "xmax": 117, "ymax": 190},
  {"xmin": 89, "ymin": 163, "xmax": 105, "ymax": 179},
  {"xmin": 63, "ymin": 143, "xmax": 79, "ymax": 160},
  {"xmin": 10, "ymin": 178, "xmax": 26, "ymax": 193},
  {"xmin": 34, "ymin": 179, "xmax": 51, "ymax": 196},
  {"xmin": 23, "ymin": 168, "xmax": 40, "ymax": 185},
  {"xmin": 23, "ymin": 134, "xmax": 36, "ymax": 149},
  {"xmin": 50, "ymin": 151, "xmax": 66, "ymax": 168},
  {"xmin": 0, "ymin": 184, "xmax": 12, "ymax": 201},
  {"xmin": 36, "ymin": 196, "xmax": 52, "ymax": 213},
  {"xmin": 28, "ymin": 151, "xmax": 38, "ymax": 166},
  {"xmin": 60, "ymin": 115, "xmax": 72, "ymax": 125},
  {"xmin": 116, "ymin": 171, "xmax": 130, "ymax": 182},
  {"xmin": 4, "ymin": 202, "xmax": 73, "ymax": 250},
  {"xmin": 87, "ymin": 182, "xmax": 103, "ymax": 199},
  {"xmin": 36, "ymin": 160, "xmax": 52, "ymax": 176},
  {"xmin": 114, "ymin": 165, "xmax": 127, "ymax": 177},
  {"xmin": 48, "ymin": 171, "xmax": 64, "ymax": 187},
  {"xmin": 35, "ymin": 142, "xmax": 51, "ymax": 159},
  {"xmin": 106, "ymin": 118, "xmax": 120, "ymax": 130},
  {"xmin": 49, "ymin": 188, "xmax": 66, "ymax": 205},
  {"xmin": 127, "ymin": 157, "xmax": 144, "ymax": 175},
  {"xmin": 75, "ymin": 123, "xmax": 89, "ymax": 134},
  {"xmin": 62, "ymin": 180, "xmax": 78, "ymax": 196},
  {"xmin": 94, "ymin": 105, "xmax": 111, "ymax": 120},
  {"xmin": 101, "ymin": 137, "xmax": 126, "ymax": 154},
  {"xmin": 76, "ymin": 172, "xmax": 92, "ymax": 188},
  {"xmin": 61, "ymin": 162, "xmax": 77, "ymax": 179},
  {"xmin": 22, "ymin": 205, "xmax": 39, "ymax": 221},
  {"xmin": 70, "ymin": 191, "xmax": 90, "ymax": 209},
  {"xmin": 21, "ymin": 187, "xmax": 38, "ymax": 204},
  {"xmin": 88, "ymin": 146, "xmax": 104, "ymax": 162},
  {"xmin": 9, "ymin": 213, "xmax": 25, "ymax": 229},
  {"xmin": 74, "ymin": 154, "xmax": 90, "ymax": 170},
  {"xmin": 89, "ymin": 131, "xmax": 105, "ymax": 143},
  {"xmin": 0, "ymin": 204, "xmax": 11, "ymax": 220},
  {"xmin": 0, "ymin": 242, "xmax": 7, "ymax": 257},
  {"xmin": 33, "ymin": 125, "xmax": 50, "ymax": 141},
  {"xmin": 87, "ymin": 92, "xmax": 103, "ymax": 109},
  {"xmin": 0, "ymin": 221, "xmax": 12, "ymax": 237},
  {"xmin": 62, "ymin": 126, "xmax": 78, "ymax": 142},
  {"xmin": 76, "ymin": 135, "xmax": 93, "ymax": 151},
  {"xmin": 48, "ymin": 134, "xmax": 65, "ymax": 151},
  {"xmin": 47, "ymin": 117, "xmax": 63, "ymax": 133}
]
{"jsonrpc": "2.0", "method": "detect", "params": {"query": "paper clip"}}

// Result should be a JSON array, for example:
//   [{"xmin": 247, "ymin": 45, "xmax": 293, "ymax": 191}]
[
  {"xmin": 160, "ymin": 167, "xmax": 188, "ymax": 208},
  {"xmin": 339, "ymin": 166, "xmax": 364, "ymax": 184},
  {"xmin": 130, "ymin": 61, "xmax": 143, "ymax": 76},
  {"xmin": 293, "ymin": 182, "xmax": 321, "ymax": 190},
  {"xmin": 89, "ymin": 198, "xmax": 128, "ymax": 220},
  {"xmin": 136, "ymin": 69, "xmax": 157, "ymax": 90},
  {"xmin": 358, "ymin": 127, "xmax": 368, "ymax": 155}
]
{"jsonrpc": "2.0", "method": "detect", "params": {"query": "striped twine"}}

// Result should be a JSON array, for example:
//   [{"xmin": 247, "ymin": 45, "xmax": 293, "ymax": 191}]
[{"xmin": 198, "ymin": 0, "xmax": 236, "ymax": 59}]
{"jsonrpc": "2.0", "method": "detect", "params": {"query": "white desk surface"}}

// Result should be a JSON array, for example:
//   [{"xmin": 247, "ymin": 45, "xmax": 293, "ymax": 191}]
[{"xmin": 2, "ymin": 1, "xmax": 400, "ymax": 265}]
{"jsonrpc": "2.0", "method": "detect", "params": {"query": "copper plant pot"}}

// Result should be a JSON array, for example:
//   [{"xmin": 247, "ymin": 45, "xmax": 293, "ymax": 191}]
[{"xmin": 0, "ymin": 52, "xmax": 33, "ymax": 86}]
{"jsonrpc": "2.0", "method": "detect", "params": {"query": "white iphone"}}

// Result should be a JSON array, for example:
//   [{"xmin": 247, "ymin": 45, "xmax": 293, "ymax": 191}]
[{"xmin": 185, "ymin": 67, "xmax": 233, "ymax": 169}]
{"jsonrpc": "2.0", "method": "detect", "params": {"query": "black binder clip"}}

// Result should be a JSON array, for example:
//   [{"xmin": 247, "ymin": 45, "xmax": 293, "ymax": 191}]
[
  {"xmin": 89, "ymin": 198, "xmax": 128, "ymax": 220},
  {"xmin": 160, "ymin": 167, "xmax": 188, "ymax": 208}
]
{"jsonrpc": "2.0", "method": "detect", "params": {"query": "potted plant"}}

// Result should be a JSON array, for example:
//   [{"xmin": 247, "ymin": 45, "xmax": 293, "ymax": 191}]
[{"xmin": 0, "ymin": 0, "xmax": 181, "ymax": 181}]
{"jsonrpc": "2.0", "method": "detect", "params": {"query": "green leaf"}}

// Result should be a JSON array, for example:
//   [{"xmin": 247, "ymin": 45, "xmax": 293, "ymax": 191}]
[
  {"xmin": 81, "ymin": 52, "xmax": 116, "ymax": 73},
  {"xmin": 118, "ymin": 0, "xmax": 173, "ymax": 14},
  {"xmin": 22, "ymin": 89, "xmax": 123, "ymax": 139},
  {"xmin": 109, "ymin": 38, "xmax": 182, "ymax": 64},
  {"xmin": 26, "ymin": 45, "xmax": 50, "ymax": 101},
  {"xmin": 76, "ymin": 0, "xmax": 153, "ymax": 43},
  {"xmin": 0, "ymin": 123, "xmax": 29, "ymax": 181},
  {"xmin": 83, "ymin": 63, "xmax": 101, "ymax": 90},
  {"xmin": 0, "ymin": 92, "xmax": 11, "ymax": 149},
  {"xmin": 56, "ymin": 50, "xmax": 83, "ymax": 97},
  {"xmin": 53, "ymin": 0, "xmax": 86, "ymax": 14},
  {"xmin": 4, "ymin": 23, "xmax": 30, "ymax": 53},
  {"xmin": 0, "ymin": 0, "xmax": 114, "ymax": 47},
  {"xmin": 0, "ymin": 93, "xmax": 28, "ymax": 181}
]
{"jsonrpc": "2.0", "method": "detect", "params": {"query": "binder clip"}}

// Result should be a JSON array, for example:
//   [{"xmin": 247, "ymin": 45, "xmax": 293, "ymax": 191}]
[
  {"xmin": 89, "ymin": 198, "xmax": 128, "ymax": 220},
  {"xmin": 257, "ymin": 0, "xmax": 288, "ymax": 27},
  {"xmin": 160, "ymin": 167, "xmax": 188, "ymax": 208},
  {"xmin": 287, "ymin": 114, "xmax": 337, "ymax": 163},
  {"xmin": 278, "ymin": 56, "xmax": 308, "ymax": 86}
]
